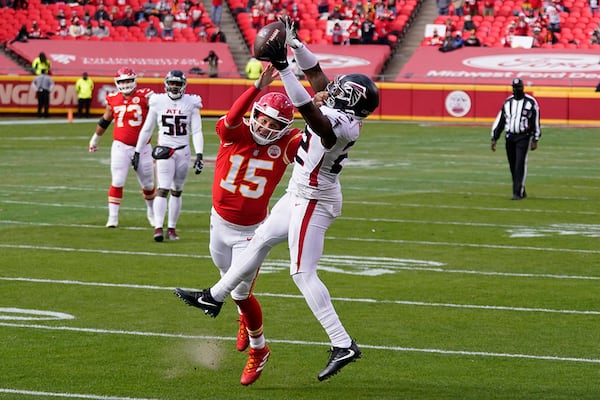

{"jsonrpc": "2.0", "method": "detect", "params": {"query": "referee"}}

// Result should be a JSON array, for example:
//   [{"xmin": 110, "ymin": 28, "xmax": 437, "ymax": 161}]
[{"xmin": 491, "ymin": 78, "xmax": 542, "ymax": 200}]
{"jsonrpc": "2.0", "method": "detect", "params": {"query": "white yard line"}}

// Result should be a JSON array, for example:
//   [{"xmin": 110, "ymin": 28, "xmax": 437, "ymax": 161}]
[
  {"xmin": 2, "ymin": 277, "xmax": 600, "ymax": 315},
  {"xmin": 1, "ymin": 321, "xmax": 599, "ymax": 365}
]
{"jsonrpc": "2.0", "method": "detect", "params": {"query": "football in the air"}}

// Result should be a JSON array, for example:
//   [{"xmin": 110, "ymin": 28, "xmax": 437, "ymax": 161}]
[{"xmin": 253, "ymin": 21, "xmax": 286, "ymax": 61}]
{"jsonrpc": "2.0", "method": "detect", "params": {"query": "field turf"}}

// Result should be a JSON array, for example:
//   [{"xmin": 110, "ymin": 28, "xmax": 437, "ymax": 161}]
[{"xmin": 1, "ymin": 119, "xmax": 599, "ymax": 400}]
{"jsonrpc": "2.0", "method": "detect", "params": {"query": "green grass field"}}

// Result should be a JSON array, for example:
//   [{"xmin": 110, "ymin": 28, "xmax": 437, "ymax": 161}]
[{"xmin": 1, "ymin": 119, "xmax": 599, "ymax": 400}]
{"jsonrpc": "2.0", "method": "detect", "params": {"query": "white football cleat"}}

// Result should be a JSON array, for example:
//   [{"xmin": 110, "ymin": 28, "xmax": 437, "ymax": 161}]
[{"xmin": 106, "ymin": 216, "xmax": 118, "ymax": 228}]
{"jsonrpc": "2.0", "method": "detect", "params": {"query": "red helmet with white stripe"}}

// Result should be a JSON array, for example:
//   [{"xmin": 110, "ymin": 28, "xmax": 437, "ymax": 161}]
[
  {"xmin": 249, "ymin": 92, "xmax": 294, "ymax": 145},
  {"xmin": 114, "ymin": 67, "xmax": 137, "ymax": 95}
]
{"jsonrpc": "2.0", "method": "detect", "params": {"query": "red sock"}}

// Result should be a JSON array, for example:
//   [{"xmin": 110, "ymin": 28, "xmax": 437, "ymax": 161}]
[
  {"xmin": 108, "ymin": 186, "xmax": 123, "ymax": 204},
  {"xmin": 233, "ymin": 295, "xmax": 263, "ymax": 333}
]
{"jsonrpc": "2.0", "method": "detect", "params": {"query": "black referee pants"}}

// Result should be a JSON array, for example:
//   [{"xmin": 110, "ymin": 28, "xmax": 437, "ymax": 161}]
[{"xmin": 505, "ymin": 134, "xmax": 531, "ymax": 198}]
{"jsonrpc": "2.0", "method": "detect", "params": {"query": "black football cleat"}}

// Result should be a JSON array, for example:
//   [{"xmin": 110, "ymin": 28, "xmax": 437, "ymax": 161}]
[
  {"xmin": 174, "ymin": 288, "xmax": 223, "ymax": 317},
  {"xmin": 317, "ymin": 340, "xmax": 362, "ymax": 381}
]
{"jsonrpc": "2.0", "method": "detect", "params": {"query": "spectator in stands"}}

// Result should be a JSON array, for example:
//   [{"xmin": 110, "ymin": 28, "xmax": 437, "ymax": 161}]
[
  {"xmin": 161, "ymin": 10, "xmax": 175, "ymax": 39},
  {"xmin": 317, "ymin": 0, "xmax": 330, "ymax": 15},
  {"xmin": 11, "ymin": 24, "xmax": 29, "ymax": 43},
  {"xmin": 197, "ymin": 25, "xmax": 208, "ymax": 41},
  {"xmin": 531, "ymin": 25, "xmax": 545, "ymax": 47},
  {"xmin": 263, "ymin": 8, "xmax": 278, "ymax": 25},
  {"xmin": 545, "ymin": 1, "xmax": 561, "ymax": 33},
  {"xmin": 174, "ymin": 2, "xmax": 190, "ymax": 28},
  {"xmin": 211, "ymin": 0, "xmax": 223, "ymax": 27},
  {"xmin": 462, "ymin": 14, "xmax": 476, "ymax": 31},
  {"xmin": 513, "ymin": 14, "xmax": 529, "ymax": 36},
  {"xmin": 590, "ymin": 0, "xmax": 599, "ymax": 16},
  {"xmin": 210, "ymin": 26, "xmax": 226, "ymax": 42},
  {"xmin": 56, "ymin": 9, "xmax": 66, "ymax": 23},
  {"xmin": 465, "ymin": 0, "xmax": 479, "ymax": 16},
  {"xmin": 143, "ymin": 0, "xmax": 159, "ymax": 21},
  {"xmin": 482, "ymin": 0, "xmax": 494, "ymax": 16},
  {"xmin": 444, "ymin": 16, "xmax": 457, "ymax": 32},
  {"xmin": 189, "ymin": 1, "xmax": 205, "ymax": 29},
  {"xmin": 70, "ymin": 17, "xmax": 85, "ymax": 37},
  {"xmin": 452, "ymin": 0, "xmax": 465, "ymax": 16},
  {"xmin": 203, "ymin": 50, "xmax": 219, "ymax": 77},
  {"xmin": 463, "ymin": 29, "xmax": 481, "ymax": 46},
  {"xmin": 347, "ymin": 16, "xmax": 362, "ymax": 44},
  {"xmin": 361, "ymin": 16, "xmax": 376, "ymax": 43},
  {"xmin": 250, "ymin": 1, "xmax": 264, "ymax": 29},
  {"xmin": 31, "ymin": 69, "xmax": 54, "ymax": 118},
  {"xmin": 32, "ymin": 52, "xmax": 51, "ymax": 75},
  {"xmin": 590, "ymin": 27, "xmax": 600, "ymax": 44},
  {"xmin": 84, "ymin": 22, "xmax": 94, "ymax": 37},
  {"xmin": 386, "ymin": 0, "xmax": 398, "ymax": 16},
  {"xmin": 28, "ymin": 20, "xmax": 47, "ymax": 39},
  {"xmin": 145, "ymin": 19, "xmax": 159, "ymax": 38},
  {"xmin": 94, "ymin": 20, "xmax": 110, "ymax": 38},
  {"xmin": 245, "ymin": 57, "xmax": 262, "ymax": 79},
  {"xmin": 288, "ymin": 4, "xmax": 302, "ymax": 29},
  {"xmin": 82, "ymin": 10, "xmax": 92, "ymax": 25},
  {"xmin": 57, "ymin": 19, "xmax": 69, "ymax": 37},
  {"xmin": 156, "ymin": 0, "xmax": 172, "ymax": 20},
  {"xmin": 439, "ymin": 30, "xmax": 463, "ymax": 52},
  {"xmin": 329, "ymin": 5, "xmax": 343, "ymax": 19},
  {"xmin": 94, "ymin": 4, "xmax": 110, "ymax": 22},
  {"xmin": 553, "ymin": 0, "xmax": 569, "ymax": 13},
  {"xmin": 425, "ymin": 28, "xmax": 443, "ymax": 46},
  {"xmin": 75, "ymin": 72, "xmax": 94, "ymax": 118},
  {"xmin": 115, "ymin": 5, "xmax": 137, "ymax": 27},
  {"xmin": 437, "ymin": 0, "xmax": 451, "ymax": 15},
  {"xmin": 332, "ymin": 21, "xmax": 345, "ymax": 44}
]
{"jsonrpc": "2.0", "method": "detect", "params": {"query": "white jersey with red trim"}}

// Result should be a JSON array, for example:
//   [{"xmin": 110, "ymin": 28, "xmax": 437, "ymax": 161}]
[{"xmin": 288, "ymin": 106, "xmax": 361, "ymax": 202}]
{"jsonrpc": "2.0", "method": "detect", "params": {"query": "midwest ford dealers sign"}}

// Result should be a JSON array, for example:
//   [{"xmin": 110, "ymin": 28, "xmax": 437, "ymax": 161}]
[{"xmin": 396, "ymin": 47, "xmax": 600, "ymax": 87}]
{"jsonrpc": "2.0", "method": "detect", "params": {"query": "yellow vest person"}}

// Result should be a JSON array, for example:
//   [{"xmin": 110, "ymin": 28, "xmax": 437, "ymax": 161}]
[
  {"xmin": 32, "ymin": 52, "xmax": 51, "ymax": 75},
  {"xmin": 245, "ymin": 57, "xmax": 263, "ymax": 80},
  {"xmin": 75, "ymin": 72, "xmax": 94, "ymax": 118}
]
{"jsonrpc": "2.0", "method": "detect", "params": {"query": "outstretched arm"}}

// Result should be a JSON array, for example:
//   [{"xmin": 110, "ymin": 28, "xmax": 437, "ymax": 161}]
[
  {"xmin": 278, "ymin": 67, "xmax": 336, "ymax": 148},
  {"xmin": 224, "ymin": 64, "xmax": 277, "ymax": 128}
]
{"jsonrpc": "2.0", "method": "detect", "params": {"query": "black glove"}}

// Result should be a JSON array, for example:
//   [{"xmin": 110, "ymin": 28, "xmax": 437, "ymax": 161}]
[
  {"xmin": 193, "ymin": 153, "xmax": 204, "ymax": 175},
  {"xmin": 264, "ymin": 40, "xmax": 289, "ymax": 71},
  {"xmin": 131, "ymin": 151, "xmax": 140, "ymax": 171}
]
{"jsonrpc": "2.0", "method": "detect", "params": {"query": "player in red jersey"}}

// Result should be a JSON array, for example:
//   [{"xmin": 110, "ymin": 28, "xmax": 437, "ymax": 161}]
[
  {"xmin": 209, "ymin": 64, "xmax": 302, "ymax": 385},
  {"xmin": 88, "ymin": 67, "xmax": 156, "ymax": 228}
]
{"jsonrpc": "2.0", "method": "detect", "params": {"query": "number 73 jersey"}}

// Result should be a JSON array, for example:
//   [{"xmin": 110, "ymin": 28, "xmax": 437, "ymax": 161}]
[
  {"xmin": 106, "ymin": 87, "xmax": 154, "ymax": 146},
  {"xmin": 212, "ymin": 119, "xmax": 302, "ymax": 226}
]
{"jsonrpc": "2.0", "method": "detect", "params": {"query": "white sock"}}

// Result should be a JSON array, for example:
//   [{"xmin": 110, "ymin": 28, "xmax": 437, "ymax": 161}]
[{"xmin": 168, "ymin": 195, "xmax": 182, "ymax": 229}]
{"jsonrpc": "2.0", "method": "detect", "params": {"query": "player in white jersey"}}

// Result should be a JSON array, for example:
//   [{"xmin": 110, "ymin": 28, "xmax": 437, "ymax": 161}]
[
  {"xmin": 132, "ymin": 69, "xmax": 204, "ymax": 242},
  {"xmin": 174, "ymin": 20, "xmax": 380, "ymax": 382}
]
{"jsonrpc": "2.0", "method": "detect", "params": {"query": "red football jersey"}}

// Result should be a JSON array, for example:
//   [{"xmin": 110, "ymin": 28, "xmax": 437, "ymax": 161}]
[
  {"xmin": 105, "ymin": 87, "xmax": 154, "ymax": 146},
  {"xmin": 213, "ymin": 118, "xmax": 302, "ymax": 226}
]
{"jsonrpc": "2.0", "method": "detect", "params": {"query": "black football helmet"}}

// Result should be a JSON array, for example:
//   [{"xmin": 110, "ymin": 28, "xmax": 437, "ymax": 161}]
[
  {"xmin": 324, "ymin": 73, "xmax": 379, "ymax": 119},
  {"xmin": 165, "ymin": 69, "xmax": 187, "ymax": 100}
]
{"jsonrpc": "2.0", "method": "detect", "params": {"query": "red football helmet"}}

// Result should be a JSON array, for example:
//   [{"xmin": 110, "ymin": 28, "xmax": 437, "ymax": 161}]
[
  {"xmin": 114, "ymin": 67, "xmax": 137, "ymax": 95},
  {"xmin": 249, "ymin": 92, "xmax": 294, "ymax": 145}
]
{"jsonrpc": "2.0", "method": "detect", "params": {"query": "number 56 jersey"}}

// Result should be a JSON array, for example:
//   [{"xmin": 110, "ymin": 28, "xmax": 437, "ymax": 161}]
[
  {"xmin": 140, "ymin": 93, "xmax": 203, "ymax": 149},
  {"xmin": 105, "ymin": 87, "xmax": 154, "ymax": 146}
]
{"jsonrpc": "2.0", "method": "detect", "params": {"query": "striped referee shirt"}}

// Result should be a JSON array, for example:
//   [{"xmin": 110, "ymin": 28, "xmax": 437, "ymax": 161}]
[{"xmin": 491, "ymin": 94, "xmax": 541, "ymax": 142}]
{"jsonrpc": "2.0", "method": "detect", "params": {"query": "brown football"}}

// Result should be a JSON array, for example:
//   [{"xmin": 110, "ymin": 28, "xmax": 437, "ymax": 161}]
[{"xmin": 253, "ymin": 21, "xmax": 286, "ymax": 61}]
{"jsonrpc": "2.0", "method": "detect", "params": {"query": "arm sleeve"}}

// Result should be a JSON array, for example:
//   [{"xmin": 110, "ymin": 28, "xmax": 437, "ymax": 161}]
[
  {"xmin": 279, "ymin": 66, "xmax": 312, "ymax": 107},
  {"xmin": 191, "ymin": 108, "xmax": 204, "ymax": 155},
  {"xmin": 135, "ymin": 108, "xmax": 156, "ymax": 152},
  {"xmin": 224, "ymin": 84, "xmax": 261, "ymax": 128}
]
